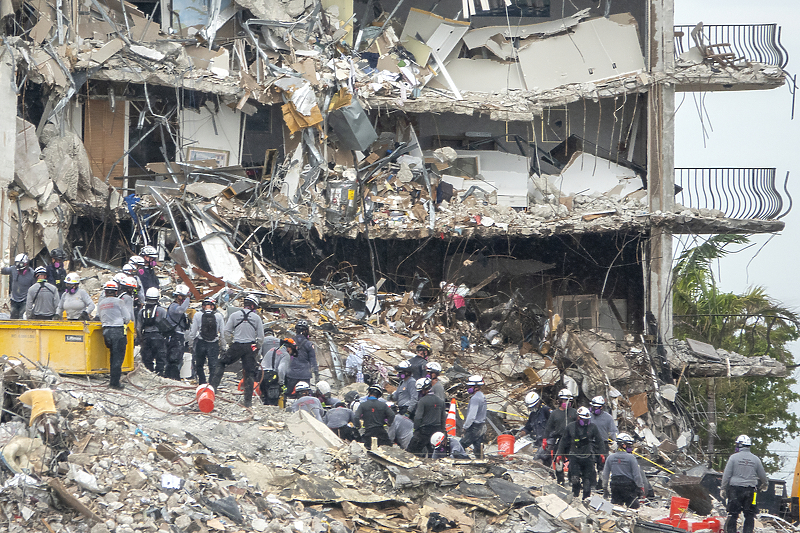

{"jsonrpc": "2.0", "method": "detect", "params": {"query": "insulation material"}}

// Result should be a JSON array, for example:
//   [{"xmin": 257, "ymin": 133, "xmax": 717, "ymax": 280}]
[
  {"xmin": 83, "ymin": 99, "xmax": 127, "ymax": 187},
  {"xmin": 189, "ymin": 216, "xmax": 244, "ymax": 283},
  {"xmin": 179, "ymin": 104, "xmax": 243, "ymax": 166},
  {"xmin": 552, "ymin": 152, "xmax": 643, "ymax": 197},
  {"xmin": 516, "ymin": 15, "xmax": 645, "ymax": 92}
]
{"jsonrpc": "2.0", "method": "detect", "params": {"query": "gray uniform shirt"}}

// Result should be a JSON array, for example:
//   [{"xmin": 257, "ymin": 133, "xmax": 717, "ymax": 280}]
[
  {"xmin": 291, "ymin": 396, "xmax": 324, "ymax": 422},
  {"xmin": 324, "ymin": 406, "xmax": 356, "ymax": 429},
  {"xmin": 431, "ymin": 380, "xmax": 446, "ymax": 402},
  {"xmin": 260, "ymin": 346, "xmax": 289, "ymax": 383},
  {"xmin": 722, "ymin": 448, "xmax": 768, "ymax": 489},
  {"xmin": 591, "ymin": 411, "xmax": 618, "ymax": 441},
  {"xmin": 2, "ymin": 267, "xmax": 35, "ymax": 302},
  {"xmin": 120, "ymin": 293, "xmax": 135, "ymax": 322},
  {"xmin": 98, "ymin": 295, "xmax": 132, "ymax": 327},
  {"xmin": 188, "ymin": 311, "xmax": 226, "ymax": 349},
  {"xmin": 225, "ymin": 309, "xmax": 264, "ymax": 344},
  {"xmin": 166, "ymin": 298, "xmax": 191, "ymax": 334},
  {"xmin": 602, "ymin": 451, "xmax": 644, "ymax": 489},
  {"xmin": 387, "ymin": 414, "xmax": 414, "ymax": 449},
  {"xmin": 26, "ymin": 282, "xmax": 60, "ymax": 317},
  {"xmin": 137, "ymin": 305, "xmax": 168, "ymax": 335},
  {"xmin": 464, "ymin": 391, "xmax": 487, "ymax": 429},
  {"xmin": 57, "ymin": 289, "xmax": 95, "ymax": 319},
  {"xmin": 392, "ymin": 377, "xmax": 418, "ymax": 412}
]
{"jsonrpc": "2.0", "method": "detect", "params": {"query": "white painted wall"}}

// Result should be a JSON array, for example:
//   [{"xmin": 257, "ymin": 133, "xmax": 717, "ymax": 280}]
[{"xmin": 179, "ymin": 103, "xmax": 243, "ymax": 166}]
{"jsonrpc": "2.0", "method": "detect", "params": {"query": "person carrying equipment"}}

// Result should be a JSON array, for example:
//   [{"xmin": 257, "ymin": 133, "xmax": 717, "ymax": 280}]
[
  {"xmin": 164, "ymin": 284, "xmax": 191, "ymax": 380},
  {"xmin": 721, "ymin": 434, "xmax": 768, "ymax": 533},
  {"xmin": 137, "ymin": 288, "xmax": 168, "ymax": 374},
  {"xmin": 287, "ymin": 320, "xmax": 319, "ymax": 393},
  {"xmin": 407, "ymin": 377, "xmax": 446, "ymax": 457},
  {"xmin": 460, "ymin": 375, "xmax": 487, "ymax": 458},
  {"xmin": 556, "ymin": 406, "xmax": 608, "ymax": 500},
  {"xmin": 543, "ymin": 388, "xmax": 578, "ymax": 484},
  {"xmin": 354, "ymin": 384, "xmax": 395, "ymax": 449},
  {"xmin": 97, "ymin": 280, "xmax": 132, "ymax": 390},
  {"xmin": 26, "ymin": 266, "xmax": 60, "ymax": 320},
  {"xmin": 46, "ymin": 248, "xmax": 67, "ymax": 294},
  {"xmin": 188, "ymin": 297, "xmax": 226, "ymax": 385}
]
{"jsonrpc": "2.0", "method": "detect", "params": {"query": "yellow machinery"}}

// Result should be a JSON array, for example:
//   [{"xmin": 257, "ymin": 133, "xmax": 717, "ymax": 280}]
[{"xmin": 0, "ymin": 320, "xmax": 134, "ymax": 374}]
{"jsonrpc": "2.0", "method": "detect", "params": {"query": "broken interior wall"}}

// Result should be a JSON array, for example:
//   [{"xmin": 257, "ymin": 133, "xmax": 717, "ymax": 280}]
[{"xmin": 179, "ymin": 101, "xmax": 243, "ymax": 166}]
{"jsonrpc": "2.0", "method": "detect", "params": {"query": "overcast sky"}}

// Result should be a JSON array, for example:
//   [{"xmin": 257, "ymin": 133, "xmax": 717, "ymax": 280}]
[{"xmin": 673, "ymin": 0, "xmax": 800, "ymax": 478}]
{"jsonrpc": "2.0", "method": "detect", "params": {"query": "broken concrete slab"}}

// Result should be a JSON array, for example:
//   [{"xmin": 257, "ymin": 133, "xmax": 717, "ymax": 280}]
[{"xmin": 286, "ymin": 409, "xmax": 344, "ymax": 449}]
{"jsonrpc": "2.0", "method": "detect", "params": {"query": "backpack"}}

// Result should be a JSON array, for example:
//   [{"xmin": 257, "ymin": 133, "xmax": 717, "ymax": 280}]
[
  {"xmin": 262, "ymin": 348, "xmax": 282, "ymax": 400},
  {"xmin": 143, "ymin": 305, "xmax": 176, "ymax": 336},
  {"xmin": 199, "ymin": 311, "xmax": 217, "ymax": 341}
]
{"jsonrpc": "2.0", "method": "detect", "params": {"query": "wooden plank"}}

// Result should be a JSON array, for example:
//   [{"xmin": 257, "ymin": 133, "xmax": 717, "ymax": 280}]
[
  {"xmin": 47, "ymin": 478, "xmax": 103, "ymax": 522},
  {"xmin": 84, "ymin": 98, "xmax": 126, "ymax": 187},
  {"xmin": 468, "ymin": 271, "xmax": 500, "ymax": 296}
]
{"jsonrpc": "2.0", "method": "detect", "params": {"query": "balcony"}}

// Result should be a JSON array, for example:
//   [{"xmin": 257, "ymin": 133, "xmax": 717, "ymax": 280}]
[
  {"xmin": 674, "ymin": 168, "xmax": 792, "ymax": 221},
  {"xmin": 672, "ymin": 24, "xmax": 788, "ymax": 92}
]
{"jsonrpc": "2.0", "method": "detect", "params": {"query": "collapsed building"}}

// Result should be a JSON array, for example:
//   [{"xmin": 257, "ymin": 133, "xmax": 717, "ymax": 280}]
[{"xmin": 0, "ymin": 0, "xmax": 795, "ymax": 529}]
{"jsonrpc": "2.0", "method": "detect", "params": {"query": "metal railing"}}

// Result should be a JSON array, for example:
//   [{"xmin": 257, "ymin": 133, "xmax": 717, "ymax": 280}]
[
  {"xmin": 673, "ymin": 24, "xmax": 789, "ymax": 69},
  {"xmin": 674, "ymin": 168, "xmax": 792, "ymax": 220}
]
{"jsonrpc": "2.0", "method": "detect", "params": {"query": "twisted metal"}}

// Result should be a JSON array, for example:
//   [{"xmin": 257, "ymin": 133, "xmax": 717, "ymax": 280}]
[
  {"xmin": 675, "ymin": 168, "xmax": 792, "ymax": 220},
  {"xmin": 673, "ymin": 23, "xmax": 789, "ymax": 69}
]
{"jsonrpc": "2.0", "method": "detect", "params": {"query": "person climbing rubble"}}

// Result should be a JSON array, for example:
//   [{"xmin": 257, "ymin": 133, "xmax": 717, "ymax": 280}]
[
  {"xmin": 324, "ymin": 401, "xmax": 359, "ymax": 441},
  {"xmin": 431, "ymin": 431, "xmax": 470, "ymax": 459},
  {"xmin": 139, "ymin": 245, "xmax": 160, "ymax": 294},
  {"xmin": 2, "ymin": 253, "xmax": 34, "ymax": 319},
  {"xmin": 460, "ymin": 375, "xmax": 487, "ymax": 459},
  {"xmin": 289, "ymin": 381, "xmax": 325, "ymax": 422},
  {"xmin": 259, "ymin": 337, "xmax": 293, "ymax": 406},
  {"xmin": 408, "ymin": 377, "xmax": 446, "ymax": 457},
  {"xmin": 542, "ymin": 388, "xmax": 578, "ymax": 484},
  {"xmin": 427, "ymin": 361, "xmax": 446, "ymax": 401},
  {"xmin": 211, "ymin": 294, "xmax": 264, "ymax": 408},
  {"xmin": 409, "ymin": 341, "xmax": 432, "ymax": 380},
  {"xmin": 26, "ymin": 266, "xmax": 60, "ymax": 320},
  {"xmin": 287, "ymin": 320, "xmax": 319, "ymax": 394},
  {"xmin": 137, "ymin": 287, "xmax": 168, "ymax": 375},
  {"xmin": 387, "ymin": 402, "xmax": 414, "ymax": 450},
  {"xmin": 46, "ymin": 248, "xmax": 67, "ymax": 294},
  {"xmin": 188, "ymin": 297, "xmax": 226, "ymax": 386},
  {"xmin": 391, "ymin": 360, "xmax": 417, "ymax": 415},
  {"xmin": 721, "ymin": 434, "xmax": 768, "ymax": 533},
  {"xmin": 602, "ymin": 432, "xmax": 644, "ymax": 508},
  {"xmin": 556, "ymin": 406, "xmax": 607, "ymax": 500},
  {"xmin": 589, "ymin": 395, "xmax": 618, "ymax": 487},
  {"xmin": 57, "ymin": 273, "xmax": 94, "ymax": 320},
  {"xmin": 354, "ymin": 384, "xmax": 395, "ymax": 449},
  {"xmin": 97, "ymin": 280, "xmax": 131, "ymax": 390},
  {"xmin": 164, "ymin": 284, "xmax": 191, "ymax": 381},
  {"xmin": 517, "ymin": 391, "xmax": 551, "ymax": 447}
]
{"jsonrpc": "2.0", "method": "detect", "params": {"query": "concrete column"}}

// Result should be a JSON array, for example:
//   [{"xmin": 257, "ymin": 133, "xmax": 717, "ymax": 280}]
[
  {"xmin": 646, "ymin": 0, "xmax": 675, "ymax": 343},
  {"xmin": 0, "ymin": 55, "xmax": 15, "ymax": 304}
]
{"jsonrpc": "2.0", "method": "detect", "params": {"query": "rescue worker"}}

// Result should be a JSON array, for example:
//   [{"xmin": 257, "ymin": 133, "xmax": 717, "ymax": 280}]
[
  {"xmin": 556, "ymin": 406, "xmax": 607, "ymax": 500},
  {"xmin": 314, "ymin": 381, "xmax": 340, "ymax": 408},
  {"xmin": 262, "ymin": 327, "xmax": 280, "ymax": 354},
  {"xmin": 460, "ymin": 375, "xmax": 487, "ymax": 458},
  {"xmin": 57, "ymin": 273, "xmax": 95, "ymax": 320},
  {"xmin": 163, "ymin": 284, "xmax": 191, "ymax": 380},
  {"xmin": 409, "ymin": 341, "xmax": 431, "ymax": 380},
  {"xmin": 287, "ymin": 320, "xmax": 319, "ymax": 394},
  {"xmin": 518, "ymin": 391, "xmax": 551, "ymax": 447},
  {"xmin": 46, "ymin": 248, "xmax": 67, "ymax": 294},
  {"xmin": 324, "ymin": 401, "xmax": 359, "ymax": 441},
  {"xmin": 119, "ymin": 276, "xmax": 137, "ymax": 321},
  {"xmin": 427, "ymin": 361, "xmax": 446, "ymax": 401},
  {"xmin": 543, "ymin": 388, "xmax": 578, "ymax": 484},
  {"xmin": 391, "ymin": 360, "xmax": 417, "ymax": 415},
  {"xmin": 408, "ymin": 377, "xmax": 446, "ymax": 457},
  {"xmin": 26, "ymin": 266, "xmax": 60, "ymax": 320},
  {"xmin": 721, "ymin": 434, "xmax": 768, "ymax": 533},
  {"xmin": 97, "ymin": 280, "xmax": 132, "ymax": 389},
  {"xmin": 354, "ymin": 384, "xmax": 395, "ymax": 449},
  {"xmin": 290, "ymin": 381, "xmax": 325, "ymax": 421},
  {"xmin": 387, "ymin": 403, "xmax": 414, "ymax": 450},
  {"xmin": 210, "ymin": 294, "xmax": 264, "ymax": 407},
  {"xmin": 2, "ymin": 253, "xmax": 35, "ymax": 318},
  {"xmin": 590, "ymin": 395, "xmax": 618, "ymax": 486},
  {"xmin": 137, "ymin": 288, "xmax": 168, "ymax": 374},
  {"xmin": 602, "ymin": 432, "xmax": 644, "ymax": 508},
  {"xmin": 431, "ymin": 431, "xmax": 469, "ymax": 459},
  {"xmin": 139, "ymin": 245, "xmax": 160, "ymax": 294},
  {"xmin": 259, "ymin": 337, "xmax": 293, "ymax": 405},
  {"xmin": 122, "ymin": 263, "xmax": 143, "ymax": 323},
  {"xmin": 129, "ymin": 255, "xmax": 147, "ymax": 293},
  {"xmin": 188, "ymin": 297, "xmax": 226, "ymax": 385}
]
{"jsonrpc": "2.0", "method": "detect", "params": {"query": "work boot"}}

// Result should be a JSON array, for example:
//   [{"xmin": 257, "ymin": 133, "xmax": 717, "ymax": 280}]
[{"xmin": 243, "ymin": 378, "xmax": 254, "ymax": 408}]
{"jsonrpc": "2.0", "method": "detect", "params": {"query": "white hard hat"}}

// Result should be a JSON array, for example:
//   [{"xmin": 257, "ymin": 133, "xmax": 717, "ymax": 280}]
[
  {"xmin": 174, "ymin": 284, "xmax": 190, "ymax": 297},
  {"xmin": 557, "ymin": 388, "xmax": 574, "ymax": 400},
  {"xmin": 591, "ymin": 396, "xmax": 605, "ymax": 407},
  {"xmin": 14, "ymin": 253, "xmax": 28, "ymax": 265},
  {"xmin": 426, "ymin": 361, "xmax": 442, "ymax": 373},
  {"xmin": 430, "ymin": 432, "xmax": 446, "ymax": 447},
  {"xmin": 617, "ymin": 432, "xmax": 634, "ymax": 446},
  {"xmin": 145, "ymin": 287, "xmax": 160, "ymax": 300},
  {"xmin": 295, "ymin": 381, "xmax": 311, "ymax": 393},
  {"xmin": 577, "ymin": 406, "xmax": 591, "ymax": 420},
  {"xmin": 113, "ymin": 272, "xmax": 127, "ymax": 284},
  {"xmin": 416, "ymin": 377, "xmax": 432, "ymax": 391},
  {"xmin": 467, "ymin": 375, "xmax": 484, "ymax": 387},
  {"xmin": 524, "ymin": 391, "xmax": 541, "ymax": 409},
  {"xmin": 316, "ymin": 381, "xmax": 331, "ymax": 395},
  {"xmin": 736, "ymin": 434, "xmax": 752, "ymax": 447},
  {"xmin": 65, "ymin": 272, "xmax": 80, "ymax": 284}
]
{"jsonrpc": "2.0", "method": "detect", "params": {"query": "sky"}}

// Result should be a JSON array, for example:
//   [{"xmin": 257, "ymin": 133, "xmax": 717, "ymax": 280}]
[{"xmin": 673, "ymin": 0, "xmax": 800, "ymax": 480}]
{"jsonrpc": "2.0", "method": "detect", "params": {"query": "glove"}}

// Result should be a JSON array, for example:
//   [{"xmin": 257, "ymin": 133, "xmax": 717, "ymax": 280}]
[
  {"xmin": 80, "ymin": 311, "xmax": 91, "ymax": 321},
  {"xmin": 598, "ymin": 454, "xmax": 606, "ymax": 465},
  {"xmin": 542, "ymin": 438, "xmax": 547, "ymax": 449}
]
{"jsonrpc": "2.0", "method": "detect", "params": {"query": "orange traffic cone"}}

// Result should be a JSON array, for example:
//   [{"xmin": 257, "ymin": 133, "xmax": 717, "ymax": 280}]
[{"xmin": 446, "ymin": 399, "xmax": 457, "ymax": 436}]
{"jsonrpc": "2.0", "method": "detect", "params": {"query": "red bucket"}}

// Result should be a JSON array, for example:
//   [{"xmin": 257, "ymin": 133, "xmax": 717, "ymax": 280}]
[
  {"xmin": 497, "ymin": 434, "xmax": 515, "ymax": 457},
  {"xmin": 196, "ymin": 384, "xmax": 215, "ymax": 413},
  {"xmin": 670, "ymin": 496, "xmax": 690, "ymax": 519}
]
